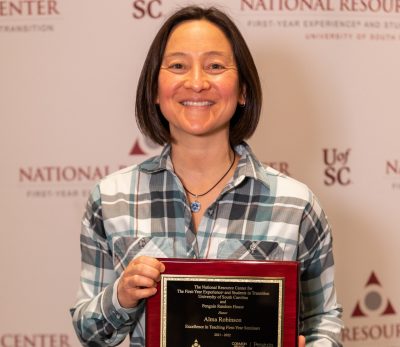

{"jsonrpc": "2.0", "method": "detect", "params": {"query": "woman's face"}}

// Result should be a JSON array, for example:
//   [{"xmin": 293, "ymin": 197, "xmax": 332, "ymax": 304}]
[{"xmin": 157, "ymin": 19, "xmax": 245, "ymax": 141}]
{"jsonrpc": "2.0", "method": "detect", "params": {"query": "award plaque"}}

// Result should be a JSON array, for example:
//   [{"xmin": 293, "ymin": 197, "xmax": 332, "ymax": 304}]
[{"xmin": 146, "ymin": 259, "xmax": 299, "ymax": 347}]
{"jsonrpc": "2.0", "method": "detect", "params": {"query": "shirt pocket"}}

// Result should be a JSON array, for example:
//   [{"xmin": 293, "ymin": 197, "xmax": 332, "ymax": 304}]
[
  {"xmin": 112, "ymin": 236, "xmax": 175, "ymax": 270},
  {"xmin": 216, "ymin": 239, "xmax": 285, "ymax": 261}
]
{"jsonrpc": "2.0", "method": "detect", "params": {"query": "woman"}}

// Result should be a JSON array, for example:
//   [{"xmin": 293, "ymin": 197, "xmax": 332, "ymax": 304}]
[{"xmin": 70, "ymin": 6, "xmax": 343, "ymax": 346}]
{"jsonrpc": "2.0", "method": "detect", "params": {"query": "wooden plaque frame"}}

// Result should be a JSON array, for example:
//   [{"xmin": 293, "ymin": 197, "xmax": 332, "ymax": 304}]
[{"xmin": 146, "ymin": 259, "xmax": 299, "ymax": 347}]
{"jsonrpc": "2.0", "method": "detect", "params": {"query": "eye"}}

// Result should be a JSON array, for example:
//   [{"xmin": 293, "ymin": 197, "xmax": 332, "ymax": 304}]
[
  {"xmin": 206, "ymin": 63, "xmax": 226, "ymax": 73},
  {"xmin": 170, "ymin": 63, "xmax": 184, "ymax": 69},
  {"xmin": 166, "ymin": 63, "xmax": 187, "ymax": 74}
]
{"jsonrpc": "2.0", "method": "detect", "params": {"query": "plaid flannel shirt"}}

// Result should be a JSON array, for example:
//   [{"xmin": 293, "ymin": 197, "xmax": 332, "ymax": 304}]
[{"xmin": 70, "ymin": 142, "xmax": 343, "ymax": 346}]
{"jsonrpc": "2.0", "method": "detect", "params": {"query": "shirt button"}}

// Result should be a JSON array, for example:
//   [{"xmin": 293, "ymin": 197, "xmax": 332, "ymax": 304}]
[{"xmin": 250, "ymin": 242, "xmax": 258, "ymax": 254}]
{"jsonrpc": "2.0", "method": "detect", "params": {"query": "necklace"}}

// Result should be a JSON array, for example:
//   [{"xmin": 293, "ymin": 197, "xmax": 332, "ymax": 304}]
[{"xmin": 182, "ymin": 150, "xmax": 235, "ymax": 213}]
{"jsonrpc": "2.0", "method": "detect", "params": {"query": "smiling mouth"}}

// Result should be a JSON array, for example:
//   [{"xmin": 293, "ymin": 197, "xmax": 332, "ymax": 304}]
[{"xmin": 180, "ymin": 100, "xmax": 214, "ymax": 107}]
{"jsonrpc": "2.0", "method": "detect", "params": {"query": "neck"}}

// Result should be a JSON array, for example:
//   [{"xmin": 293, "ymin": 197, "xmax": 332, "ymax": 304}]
[
  {"xmin": 169, "ymin": 134, "xmax": 238, "ymax": 215},
  {"xmin": 170, "ymin": 134, "xmax": 233, "ymax": 175}
]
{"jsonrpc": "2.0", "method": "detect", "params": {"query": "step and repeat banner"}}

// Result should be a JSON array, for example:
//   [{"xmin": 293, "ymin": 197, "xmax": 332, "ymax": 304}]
[{"xmin": 1, "ymin": 1, "xmax": 399, "ymax": 346}]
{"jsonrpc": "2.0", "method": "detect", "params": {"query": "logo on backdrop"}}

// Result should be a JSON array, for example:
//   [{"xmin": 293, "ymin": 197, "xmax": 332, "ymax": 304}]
[
  {"xmin": 263, "ymin": 161, "xmax": 291, "ymax": 176},
  {"xmin": 240, "ymin": 0, "xmax": 400, "ymax": 13},
  {"xmin": 18, "ymin": 135, "xmax": 159, "ymax": 199},
  {"xmin": 342, "ymin": 272, "xmax": 400, "ymax": 344},
  {"xmin": 0, "ymin": 333, "xmax": 71, "ymax": 347},
  {"xmin": 351, "ymin": 272, "xmax": 396, "ymax": 318},
  {"xmin": 0, "ymin": 0, "xmax": 60, "ymax": 16},
  {"xmin": 240, "ymin": 0, "xmax": 400, "ymax": 42},
  {"xmin": 0, "ymin": 0, "xmax": 61, "ymax": 33},
  {"xmin": 132, "ymin": 0, "xmax": 162, "ymax": 19},
  {"xmin": 323, "ymin": 148, "xmax": 352, "ymax": 186},
  {"xmin": 129, "ymin": 135, "xmax": 161, "ymax": 156},
  {"xmin": 386, "ymin": 159, "xmax": 400, "ymax": 190}
]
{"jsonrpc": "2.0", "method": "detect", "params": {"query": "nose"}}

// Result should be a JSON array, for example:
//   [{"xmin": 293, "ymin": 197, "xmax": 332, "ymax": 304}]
[{"xmin": 183, "ymin": 65, "xmax": 210, "ymax": 92}]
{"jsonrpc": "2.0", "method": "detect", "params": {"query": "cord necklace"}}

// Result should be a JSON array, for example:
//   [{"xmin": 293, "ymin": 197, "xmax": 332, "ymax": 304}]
[{"xmin": 182, "ymin": 150, "xmax": 235, "ymax": 213}]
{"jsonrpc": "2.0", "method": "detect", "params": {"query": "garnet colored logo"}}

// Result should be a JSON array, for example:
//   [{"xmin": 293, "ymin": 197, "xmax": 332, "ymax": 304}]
[
  {"xmin": 263, "ymin": 161, "xmax": 290, "ymax": 176},
  {"xmin": 386, "ymin": 160, "xmax": 400, "ymax": 190},
  {"xmin": 0, "ymin": 333, "xmax": 71, "ymax": 347},
  {"xmin": 386, "ymin": 160, "xmax": 399, "ymax": 175},
  {"xmin": 130, "ymin": 139, "xmax": 147, "ymax": 155},
  {"xmin": 0, "ymin": 1, "xmax": 60, "ymax": 17},
  {"xmin": 129, "ymin": 136, "xmax": 161, "ymax": 156},
  {"xmin": 132, "ymin": 0, "xmax": 162, "ymax": 19},
  {"xmin": 351, "ymin": 272, "xmax": 396, "ymax": 318},
  {"xmin": 240, "ymin": 0, "xmax": 400, "ymax": 13},
  {"xmin": 323, "ymin": 148, "xmax": 352, "ymax": 186}
]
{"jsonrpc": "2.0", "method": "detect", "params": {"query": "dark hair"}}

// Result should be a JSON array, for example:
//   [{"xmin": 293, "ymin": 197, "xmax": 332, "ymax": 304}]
[{"xmin": 135, "ymin": 6, "xmax": 262, "ymax": 146}]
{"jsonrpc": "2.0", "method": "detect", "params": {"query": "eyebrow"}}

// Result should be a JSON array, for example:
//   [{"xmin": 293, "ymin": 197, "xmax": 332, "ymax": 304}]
[{"xmin": 163, "ymin": 51, "xmax": 232, "ymax": 58}]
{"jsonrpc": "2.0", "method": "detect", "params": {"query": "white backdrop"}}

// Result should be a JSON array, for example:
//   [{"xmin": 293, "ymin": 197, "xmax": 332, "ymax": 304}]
[{"xmin": 1, "ymin": 1, "xmax": 399, "ymax": 346}]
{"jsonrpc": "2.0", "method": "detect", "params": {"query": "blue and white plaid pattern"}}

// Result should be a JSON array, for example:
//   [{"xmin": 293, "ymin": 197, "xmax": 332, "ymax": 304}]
[{"xmin": 70, "ymin": 143, "xmax": 343, "ymax": 346}]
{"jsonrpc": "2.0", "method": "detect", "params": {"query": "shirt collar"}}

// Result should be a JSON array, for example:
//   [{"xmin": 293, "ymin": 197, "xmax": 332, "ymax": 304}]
[
  {"xmin": 232, "ymin": 142, "xmax": 271, "ymax": 190},
  {"xmin": 139, "ymin": 142, "xmax": 271, "ymax": 190},
  {"xmin": 139, "ymin": 144, "xmax": 173, "ymax": 173}
]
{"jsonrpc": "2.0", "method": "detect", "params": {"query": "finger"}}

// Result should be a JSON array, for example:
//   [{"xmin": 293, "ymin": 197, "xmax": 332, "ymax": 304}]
[
  {"xmin": 298, "ymin": 335, "xmax": 306, "ymax": 347},
  {"xmin": 125, "ymin": 286, "xmax": 158, "ymax": 301},
  {"xmin": 133, "ymin": 256, "xmax": 166, "ymax": 273},
  {"xmin": 124, "ymin": 274, "xmax": 158, "ymax": 290},
  {"xmin": 124, "ymin": 257, "xmax": 165, "ymax": 281},
  {"xmin": 127, "ymin": 262, "xmax": 163, "ymax": 282}
]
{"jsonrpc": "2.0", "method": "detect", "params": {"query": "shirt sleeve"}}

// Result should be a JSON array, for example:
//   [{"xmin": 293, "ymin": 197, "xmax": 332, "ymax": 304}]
[
  {"xmin": 297, "ymin": 193, "xmax": 344, "ymax": 346},
  {"xmin": 70, "ymin": 185, "xmax": 145, "ymax": 346}
]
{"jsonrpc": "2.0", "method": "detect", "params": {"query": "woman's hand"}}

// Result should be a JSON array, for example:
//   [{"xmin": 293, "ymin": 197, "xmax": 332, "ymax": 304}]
[
  {"xmin": 299, "ymin": 335, "xmax": 305, "ymax": 347},
  {"xmin": 117, "ymin": 256, "xmax": 165, "ymax": 309}
]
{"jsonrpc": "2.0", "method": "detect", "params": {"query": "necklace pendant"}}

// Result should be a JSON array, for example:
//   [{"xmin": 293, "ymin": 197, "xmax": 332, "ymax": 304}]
[{"xmin": 190, "ymin": 200, "xmax": 201, "ymax": 213}]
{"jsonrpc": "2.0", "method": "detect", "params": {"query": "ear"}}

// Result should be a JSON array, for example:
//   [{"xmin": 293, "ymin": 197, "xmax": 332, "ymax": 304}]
[{"xmin": 238, "ymin": 85, "xmax": 246, "ymax": 105}]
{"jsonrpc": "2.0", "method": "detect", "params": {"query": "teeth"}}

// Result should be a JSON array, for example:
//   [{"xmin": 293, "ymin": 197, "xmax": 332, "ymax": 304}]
[{"xmin": 181, "ymin": 101, "xmax": 213, "ymax": 107}]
